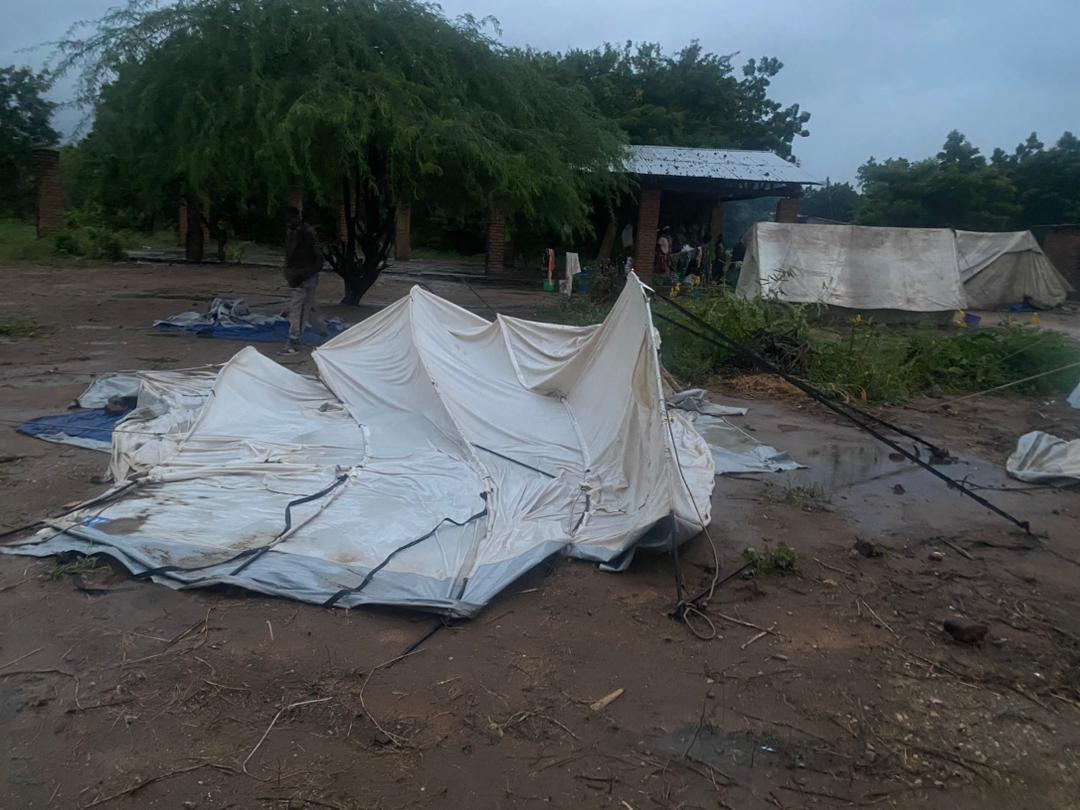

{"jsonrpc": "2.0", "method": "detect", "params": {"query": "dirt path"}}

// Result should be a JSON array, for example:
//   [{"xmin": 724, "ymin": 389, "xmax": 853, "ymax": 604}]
[{"xmin": 2, "ymin": 263, "xmax": 1079, "ymax": 809}]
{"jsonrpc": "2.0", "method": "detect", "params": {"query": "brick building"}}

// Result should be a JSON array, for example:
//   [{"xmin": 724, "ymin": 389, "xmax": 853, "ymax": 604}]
[{"xmin": 481, "ymin": 144, "xmax": 820, "ymax": 280}]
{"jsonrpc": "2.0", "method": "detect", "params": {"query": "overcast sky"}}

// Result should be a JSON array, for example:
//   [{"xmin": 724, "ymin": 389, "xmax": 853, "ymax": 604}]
[{"xmin": 3, "ymin": 0, "xmax": 1078, "ymax": 182}]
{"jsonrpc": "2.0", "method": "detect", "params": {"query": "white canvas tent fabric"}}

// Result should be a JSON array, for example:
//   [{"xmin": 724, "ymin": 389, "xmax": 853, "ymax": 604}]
[
  {"xmin": 955, "ymin": 230, "xmax": 1073, "ymax": 309},
  {"xmin": 6, "ymin": 278, "xmax": 715, "ymax": 617},
  {"xmin": 1006, "ymin": 431, "xmax": 1080, "ymax": 486},
  {"xmin": 737, "ymin": 222, "xmax": 966, "ymax": 313}
]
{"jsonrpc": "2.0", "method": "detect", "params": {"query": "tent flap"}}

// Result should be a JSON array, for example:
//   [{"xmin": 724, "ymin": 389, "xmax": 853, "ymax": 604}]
[{"xmin": 955, "ymin": 230, "xmax": 1073, "ymax": 309}]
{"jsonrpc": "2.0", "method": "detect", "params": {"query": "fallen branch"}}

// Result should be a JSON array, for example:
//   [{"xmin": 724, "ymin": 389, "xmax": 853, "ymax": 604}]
[
  {"xmin": 590, "ymin": 688, "xmax": 624, "ymax": 712},
  {"xmin": 716, "ymin": 613, "xmax": 781, "ymax": 638},
  {"xmin": 242, "ymin": 697, "xmax": 333, "ymax": 775},
  {"xmin": 0, "ymin": 647, "xmax": 42, "ymax": 671},
  {"xmin": 942, "ymin": 539, "xmax": 974, "ymax": 560},
  {"xmin": 84, "ymin": 761, "xmax": 235, "ymax": 807},
  {"xmin": 857, "ymin": 599, "xmax": 898, "ymax": 638},
  {"xmin": 813, "ymin": 558, "xmax": 856, "ymax": 579},
  {"xmin": 741, "ymin": 624, "xmax": 776, "ymax": 650},
  {"xmin": 357, "ymin": 648, "xmax": 425, "ymax": 748}
]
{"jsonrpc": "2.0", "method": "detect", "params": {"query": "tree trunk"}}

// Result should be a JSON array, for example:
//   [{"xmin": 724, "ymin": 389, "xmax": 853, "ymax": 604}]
[
  {"xmin": 340, "ymin": 254, "xmax": 384, "ymax": 306},
  {"xmin": 184, "ymin": 193, "xmax": 204, "ymax": 262},
  {"xmin": 328, "ymin": 159, "xmax": 394, "ymax": 306}
]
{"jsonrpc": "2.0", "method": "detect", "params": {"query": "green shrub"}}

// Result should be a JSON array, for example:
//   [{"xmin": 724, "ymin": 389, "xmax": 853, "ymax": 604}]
[
  {"xmin": 550, "ymin": 290, "xmax": 1080, "ymax": 405},
  {"xmin": 743, "ymin": 542, "xmax": 801, "ymax": 576}
]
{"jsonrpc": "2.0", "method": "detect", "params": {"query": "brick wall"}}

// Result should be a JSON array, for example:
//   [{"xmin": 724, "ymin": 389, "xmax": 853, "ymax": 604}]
[
  {"xmin": 395, "ymin": 203, "xmax": 412, "ymax": 261},
  {"xmin": 775, "ymin": 197, "xmax": 800, "ymax": 223},
  {"xmin": 1043, "ymin": 228, "xmax": 1080, "ymax": 290},
  {"xmin": 32, "ymin": 148, "xmax": 64, "ymax": 237},
  {"xmin": 634, "ymin": 187, "xmax": 662, "ymax": 280},
  {"xmin": 485, "ymin": 208, "xmax": 506, "ymax": 272}
]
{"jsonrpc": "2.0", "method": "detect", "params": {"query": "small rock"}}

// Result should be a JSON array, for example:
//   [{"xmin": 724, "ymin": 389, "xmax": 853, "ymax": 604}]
[
  {"xmin": 893, "ymin": 484, "xmax": 906, "ymax": 495},
  {"xmin": 855, "ymin": 538, "xmax": 884, "ymax": 558},
  {"xmin": 822, "ymin": 578, "xmax": 839, "ymax": 588},
  {"xmin": 928, "ymin": 550, "xmax": 945, "ymax": 562},
  {"xmin": 373, "ymin": 731, "xmax": 393, "ymax": 746},
  {"xmin": 944, "ymin": 618, "xmax": 988, "ymax": 644}
]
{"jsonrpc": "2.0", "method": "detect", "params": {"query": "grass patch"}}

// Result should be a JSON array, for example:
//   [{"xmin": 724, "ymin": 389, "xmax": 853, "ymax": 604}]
[
  {"xmin": 0, "ymin": 219, "xmax": 63, "ymax": 263},
  {"xmin": 743, "ymin": 542, "xmax": 801, "ymax": 576},
  {"xmin": 0, "ymin": 315, "xmax": 38, "ymax": 337},
  {"xmin": 411, "ymin": 246, "xmax": 486, "ymax": 265},
  {"xmin": 0, "ymin": 217, "xmax": 177, "ymax": 265},
  {"xmin": 46, "ymin": 555, "xmax": 99, "ymax": 580},
  {"xmin": 776, "ymin": 483, "xmax": 830, "ymax": 512},
  {"xmin": 549, "ymin": 289, "xmax": 1080, "ymax": 405}
]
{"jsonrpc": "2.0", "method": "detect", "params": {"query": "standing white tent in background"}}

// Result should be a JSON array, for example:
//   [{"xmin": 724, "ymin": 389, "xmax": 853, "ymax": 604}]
[
  {"xmin": 736, "ymin": 222, "xmax": 966, "ymax": 317},
  {"xmin": 4, "ymin": 277, "xmax": 715, "ymax": 617},
  {"xmin": 955, "ymin": 230, "xmax": 1073, "ymax": 309}
]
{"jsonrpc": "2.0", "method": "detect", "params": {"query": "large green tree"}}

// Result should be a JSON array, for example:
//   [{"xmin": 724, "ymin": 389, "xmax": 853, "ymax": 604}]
[
  {"xmin": 536, "ymin": 41, "xmax": 810, "ymax": 158},
  {"xmin": 800, "ymin": 180, "xmax": 860, "ymax": 222},
  {"xmin": 856, "ymin": 132, "xmax": 1018, "ymax": 230},
  {"xmin": 0, "ymin": 66, "xmax": 59, "ymax": 217},
  {"xmin": 855, "ymin": 129, "xmax": 1080, "ymax": 231},
  {"xmin": 57, "ymin": 0, "xmax": 626, "ymax": 303}
]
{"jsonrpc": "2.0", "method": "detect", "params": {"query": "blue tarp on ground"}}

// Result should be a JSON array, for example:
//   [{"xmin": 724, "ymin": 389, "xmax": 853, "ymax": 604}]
[
  {"xmin": 153, "ymin": 297, "xmax": 346, "ymax": 345},
  {"xmin": 154, "ymin": 319, "xmax": 345, "ymax": 345},
  {"xmin": 16, "ymin": 408, "xmax": 126, "ymax": 451}
]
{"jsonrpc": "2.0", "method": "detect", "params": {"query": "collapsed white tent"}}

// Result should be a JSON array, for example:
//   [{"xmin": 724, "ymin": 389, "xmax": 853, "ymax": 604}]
[
  {"xmin": 737, "ymin": 222, "xmax": 966, "ymax": 316},
  {"xmin": 955, "ymin": 230, "xmax": 1073, "ymax": 309},
  {"xmin": 6, "ymin": 277, "xmax": 715, "ymax": 617}
]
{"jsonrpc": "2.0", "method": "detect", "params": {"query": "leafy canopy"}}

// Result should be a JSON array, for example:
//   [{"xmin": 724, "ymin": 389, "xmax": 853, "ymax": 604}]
[
  {"xmin": 0, "ymin": 66, "xmax": 59, "ymax": 216},
  {"xmin": 534, "ymin": 42, "xmax": 810, "ymax": 159},
  {"xmin": 855, "ymin": 129, "xmax": 1080, "ymax": 230},
  {"xmin": 56, "ymin": 0, "xmax": 628, "ymax": 236}
]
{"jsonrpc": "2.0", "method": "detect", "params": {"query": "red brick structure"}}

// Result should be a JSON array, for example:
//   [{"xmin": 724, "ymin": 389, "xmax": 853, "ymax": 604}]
[
  {"xmin": 774, "ymin": 197, "xmax": 801, "ymax": 223},
  {"xmin": 179, "ymin": 195, "xmax": 206, "ymax": 262},
  {"xmin": 287, "ymin": 187, "xmax": 304, "ymax": 215},
  {"xmin": 634, "ymin": 187, "xmax": 663, "ymax": 280},
  {"xmin": 394, "ymin": 202, "xmax": 412, "ymax": 261},
  {"xmin": 32, "ymin": 148, "xmax": 64, "ymax": 237},
  {"xmin": 485, "ymin": 208, "xmax": 506, "ymax": 273},
  {"xmin": 1041, "ymin": 226, "xmax": 1080, "ymax": 291}
]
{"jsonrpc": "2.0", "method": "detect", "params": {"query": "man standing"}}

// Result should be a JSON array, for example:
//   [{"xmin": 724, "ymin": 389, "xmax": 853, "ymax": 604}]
[{"xmin": 282, "ymin": 206, "xmax": 327, "ymax": 353}]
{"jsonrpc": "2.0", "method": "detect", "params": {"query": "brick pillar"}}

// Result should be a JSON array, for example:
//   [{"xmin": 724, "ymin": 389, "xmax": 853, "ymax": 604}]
[
  {"xmin": 485, "ymin": 207, "xmax": 506, "ymax": 273},
  {"xmin": 394, "ymin": 202, "xmax": 411, "ymax": 261},
  {"xmin": 32, "ymin": 148, "xmax": 64, "ymax": 237},
  {"xmin": 1043, "ymin": 228, "xmax": 1080, "ymax": 290},
  {"xmin": 178, "ymin": 198, "xmax": 189, "ymax": 247},
  {"xmin": 775, "ymin": 197, "xmax": 801, "ymax": 223},
  {"xmin": 634, "ymin": 187, "xmax": 662, "ymax": 281},
  {"xmin": 182, "ymin": 193, "xmax": 205, "ymax": 262},
  {"xmin": 708, "ymin": 201, "xmax": 726, "ymax": 241},
  {"xmin": 287, "ymin": 187, "xmax": 304, "ymax": 215},
  {"xmin": 596, "ymin": 219, "xmax": 616, "ymax": 261}
]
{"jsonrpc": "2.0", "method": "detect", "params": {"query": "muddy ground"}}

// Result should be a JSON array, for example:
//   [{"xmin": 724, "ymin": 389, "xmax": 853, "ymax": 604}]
[{"xmin": 2, "ymin": 261, "xmax": 1079, "ymax": 810}]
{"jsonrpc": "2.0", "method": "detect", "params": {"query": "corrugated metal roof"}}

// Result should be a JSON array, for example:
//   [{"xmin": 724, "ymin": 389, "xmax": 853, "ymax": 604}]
[{"xmin": 624, "ymin": 145, "xmax": 820, "ymax": 184}]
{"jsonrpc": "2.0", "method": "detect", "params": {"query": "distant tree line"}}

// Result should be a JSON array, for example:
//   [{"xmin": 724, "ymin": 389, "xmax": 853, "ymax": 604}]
[
  {"xmin": 0, "ymin": 0, "xmax": 810, "ymax": 304},
  {"xmin": 802, "ymin": 130, "xmax": 1080, "ymax": 231}
]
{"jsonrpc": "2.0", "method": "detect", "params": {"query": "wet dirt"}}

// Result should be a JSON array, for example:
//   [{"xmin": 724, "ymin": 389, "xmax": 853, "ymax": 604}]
[{"xmin": 2, "ymin": 261, "xmax": 1080, "ymax": 809}]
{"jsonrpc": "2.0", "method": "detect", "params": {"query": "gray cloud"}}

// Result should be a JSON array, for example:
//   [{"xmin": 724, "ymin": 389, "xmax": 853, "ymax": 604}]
[{"xmin": 4, "ymin": 0, "xmax": 1078, "ymax": 181}]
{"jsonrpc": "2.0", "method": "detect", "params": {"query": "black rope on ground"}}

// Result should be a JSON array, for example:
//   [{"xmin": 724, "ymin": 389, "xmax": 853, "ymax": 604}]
[
  {"xmin": 401, "ymin": 619, "xmax": 448, "ymax": 656},
  {"xmin": 322, "ymin": 504, "xmax": 489, "ymax": 608},
  {"xmin": 229, "ymin": 474, "xmax": 348, "ymax": 576},
  {"xmin": 648, "ymin": 291, "xmax": 1034, "ymax": 535}
]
